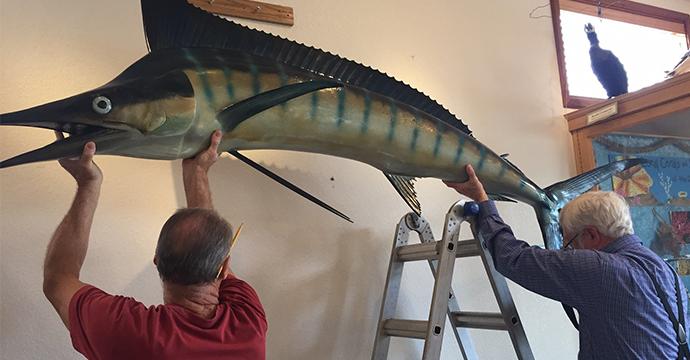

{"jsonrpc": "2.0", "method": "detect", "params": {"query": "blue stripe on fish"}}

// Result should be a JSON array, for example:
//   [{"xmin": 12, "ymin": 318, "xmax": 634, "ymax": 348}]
[
  {"xmin": 244, "ymin": 53, "xmax": 260, "ymax": 95},
  {"xmin": 410, "ymin": 115, "xmax": 419, "ymax": 151},
  {"xmin": 433, "ymin": 126, "xmax": 442, "ymax": 158},
  {"xmin": 361, "ymin": 92, "xmax": 371, "ymax": 134},
  {"xmin": 454, "ymin": 135, "xmax": 466, "ymax": 164},
  {"xmin": 310, "ymin": 91, "xmax": 319, "ymax": 121},
  {"xmin": 387, "ymin": 103, "xmax": 397, "ymax": 141},
  {"xmin": 477, "ymin": 145, "xmax": 487, "ymax": 171},
  {"xmin": 221, "ymin": 67, "xmax": 235, "ymax": 101},
  {"xmin": 336, "ymin": 89, "xmax": 346, "ymax": 128},
  {"xmin": 184, "ymin": 49, "xmax": 215, "ymax": 106},
  {"xmin": 214, "ymin": 55, "xmax": 235, "ymax": 102},
  {"xmin": 276, "ymin": 62, "xmax": 288, "ymax": 110},
  {"xmin": 276, "ymin": 62, "xmax": 288, "ymax": 86}
]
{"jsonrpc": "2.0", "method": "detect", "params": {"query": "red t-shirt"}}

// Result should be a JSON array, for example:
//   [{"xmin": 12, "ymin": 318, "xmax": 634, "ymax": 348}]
[{"xmin": 68, "ymin": 277, "xmax": 267, "ymax": 360}]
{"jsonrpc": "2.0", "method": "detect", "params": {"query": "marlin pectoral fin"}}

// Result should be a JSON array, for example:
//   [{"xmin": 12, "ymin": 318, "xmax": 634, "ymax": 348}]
[
  {"xmin": 218, "ymin": 81, "xmax": 341, "ymax": 132},
  {"xmin": 384, "ymin": 173, "xmax": 421, "ymax": 215},
  {"xmin": 228, "ymin": 150, "xmax": 353, "ymax": 223},
  {"xmin": 487, "ymin": 193, "xmax": 518, "ymax": 203}
]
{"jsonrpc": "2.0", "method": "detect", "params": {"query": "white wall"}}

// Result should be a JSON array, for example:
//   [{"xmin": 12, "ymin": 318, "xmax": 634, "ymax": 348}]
[{"xmin": 1, "ymin": 1, "xmax": 688, "ymax": 359}]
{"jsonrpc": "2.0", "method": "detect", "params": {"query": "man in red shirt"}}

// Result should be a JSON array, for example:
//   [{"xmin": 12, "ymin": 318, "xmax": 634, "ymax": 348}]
[{"xmin": 42, "ymin": 130, "xmax": 267, "ymax": 359}]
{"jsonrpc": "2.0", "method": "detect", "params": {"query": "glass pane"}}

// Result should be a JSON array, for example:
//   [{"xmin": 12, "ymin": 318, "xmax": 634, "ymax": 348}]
[{"xmin": 561, "ymin": 10, "xmax": 687, "ymax": 99}]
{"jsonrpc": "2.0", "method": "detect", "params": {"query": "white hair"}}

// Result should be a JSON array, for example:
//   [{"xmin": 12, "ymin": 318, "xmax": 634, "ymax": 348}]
[{"xmin": 559, "ymin": 191, "xmax": 634, "ymax": 239}]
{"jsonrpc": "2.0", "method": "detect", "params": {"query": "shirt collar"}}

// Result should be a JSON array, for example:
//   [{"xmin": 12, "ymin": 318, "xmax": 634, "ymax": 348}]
[{"xmin": 601, "ymin": 234, "xmax": 641, "ymax": 253}]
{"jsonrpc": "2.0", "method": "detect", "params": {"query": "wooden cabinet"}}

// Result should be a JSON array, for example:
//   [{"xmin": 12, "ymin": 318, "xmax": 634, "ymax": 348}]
[{"xmin": 564, "ymin": 72, "xmax": 690, "ymax": 173}]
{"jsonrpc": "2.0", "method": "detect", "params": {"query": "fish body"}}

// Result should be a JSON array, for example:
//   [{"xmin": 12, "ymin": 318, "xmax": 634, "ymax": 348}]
[
  {"xmin": 0, "ymin": 0, "xmax": 642, "ymax": 249},
  {"xmin": 94, "ymin": 48, "xmax": 546, "ymax": 208}
]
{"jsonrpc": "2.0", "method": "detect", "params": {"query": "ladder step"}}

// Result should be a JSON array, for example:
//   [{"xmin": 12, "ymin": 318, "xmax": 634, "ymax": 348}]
[
  {"xmin": 451, "ymin": 311, "xmax": 510, "ymax": 330},
  {"xmin": 382, "ymin": 319, "xmax": 428, "ymax": 339},
  {"xmin": 396, "ymin": 239, "xmax": 481, "ymax": 262},
  {"xmin": 372, "ymin": 208, "xmax": 534, "ymax": 360},
  {"xmin": 455, "ymin": 239, "xmax": 483, "ymax": 258},
  {"xmin": 396, "ymin": 242, "xmax": 441, "ymax": 262}
]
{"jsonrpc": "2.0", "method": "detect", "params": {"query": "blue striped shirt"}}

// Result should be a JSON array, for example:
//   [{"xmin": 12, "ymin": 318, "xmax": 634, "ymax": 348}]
[{"xmin": 477, "ymin": 201, "xmax": 688, "ymax": 359}]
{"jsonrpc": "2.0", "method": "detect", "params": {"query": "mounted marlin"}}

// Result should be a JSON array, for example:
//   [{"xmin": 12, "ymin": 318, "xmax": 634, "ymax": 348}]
[{"xmin": 0, "ymin": 0, "xmax": 639, "ymax": 249}]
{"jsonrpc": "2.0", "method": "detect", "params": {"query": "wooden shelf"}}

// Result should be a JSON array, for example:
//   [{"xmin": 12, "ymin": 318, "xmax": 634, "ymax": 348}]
[{"xmin": 564, "ymin": 72, "xmax": 690, "ymax": 173}]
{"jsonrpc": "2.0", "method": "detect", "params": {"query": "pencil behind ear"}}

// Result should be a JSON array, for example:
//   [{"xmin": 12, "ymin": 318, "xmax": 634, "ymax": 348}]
[
  {"xmin": 230, "ymin": 223, "xmax": 244, "ymax": 249},
  {"xmin": 215, "ymin": 223, "xmax": 243, "ymax": 280}
]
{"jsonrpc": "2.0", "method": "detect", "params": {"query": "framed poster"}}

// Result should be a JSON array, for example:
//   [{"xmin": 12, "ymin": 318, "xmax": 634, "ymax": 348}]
[{"xmin": 593, "ymin": 133, "xmax": 690, "ymax": 307}]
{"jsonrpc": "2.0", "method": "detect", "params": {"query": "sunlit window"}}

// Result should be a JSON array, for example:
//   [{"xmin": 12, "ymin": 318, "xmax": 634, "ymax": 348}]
[
  {"xmin": 550, "ymin": 0, "xmax": 690, "ymax": 108},
  {"xmin": 561, "ymin": 11, "xmax": 687, "ymax": 99}
]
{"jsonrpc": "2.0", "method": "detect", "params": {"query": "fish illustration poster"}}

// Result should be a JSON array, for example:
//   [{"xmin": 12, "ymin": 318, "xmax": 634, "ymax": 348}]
[
  {"xmin": 610, "ymin": 155, "xmax": 690, "ymax": 206},
  {"xmin": 594, "ymin": 133, "xmax": 690, "ymax": 311}
]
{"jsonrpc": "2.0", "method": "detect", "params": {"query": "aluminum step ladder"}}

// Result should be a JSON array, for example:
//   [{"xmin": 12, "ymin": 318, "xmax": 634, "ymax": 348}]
[{"xmin": 371, "ymin": 201, "xmax": 534, "ymax": 360}]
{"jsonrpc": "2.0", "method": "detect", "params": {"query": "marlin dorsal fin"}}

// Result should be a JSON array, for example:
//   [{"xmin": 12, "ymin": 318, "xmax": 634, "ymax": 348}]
[
  {"xmin": 139, "ymin": 0, "xmax": 472, "ymax": 136},
  {"xmin": 229, "ymin": 150, "xmax": 352, "ymax": 223},
  {"xmin": 384, "ymin": 173, "xmax": 421, "ymax": 215}
]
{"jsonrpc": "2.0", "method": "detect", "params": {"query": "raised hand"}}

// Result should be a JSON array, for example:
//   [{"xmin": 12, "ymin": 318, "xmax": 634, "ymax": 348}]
[
  {"xmin": 443, "ymin": 164, "xmax": 489, "ymax": 202},
  {"xmin": 56, "ymin": 132, "xmax": 102, "ymax": 187},
  {"xmin": 183, "ymin": 130, "xmax": 223, "ymax": 176}
]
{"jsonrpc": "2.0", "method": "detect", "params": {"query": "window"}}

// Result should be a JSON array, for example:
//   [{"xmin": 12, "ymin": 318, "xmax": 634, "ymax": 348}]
[{"xmin": 550, "ymin": 0, "xmax": 690, "ymax": 108}]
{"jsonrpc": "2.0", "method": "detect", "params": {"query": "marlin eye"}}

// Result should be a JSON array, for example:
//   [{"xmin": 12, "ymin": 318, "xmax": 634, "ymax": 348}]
[{"xmin": 92, "ymin": 96, "xmax": 112, "ymax": 114}]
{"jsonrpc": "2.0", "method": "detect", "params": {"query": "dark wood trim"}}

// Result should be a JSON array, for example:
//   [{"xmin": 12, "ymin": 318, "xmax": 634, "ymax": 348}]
[
  {"xmin": 550, "ymin": 0, "xmax": 690, "ymax": 109},
  {"xmin": 564, "ymin": 72, "xmax": 690, "ymax": 126},
  {"xmin": 564, "ymin": 72, "xmax": 690, "ymax": 173},
  {"xmin": 568, "ymin": 0, "xmax": 690, "ymax": 24},
  {"xmin": 551, "ymin": 0, "xmax": 569, "ymax": 109},
  {"xmin": 566, "ymin": 96, "xmax": 602, "ymax": 109},
  {"xmin": 562, "ymin": 0, "xmax": 686, "ymax": 33}
]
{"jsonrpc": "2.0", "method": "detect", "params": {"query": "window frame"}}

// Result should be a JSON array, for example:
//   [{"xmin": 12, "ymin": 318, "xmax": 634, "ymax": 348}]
[{"xmin": 550, "ymin": 0, "xmax": 690, "ymax": 109}]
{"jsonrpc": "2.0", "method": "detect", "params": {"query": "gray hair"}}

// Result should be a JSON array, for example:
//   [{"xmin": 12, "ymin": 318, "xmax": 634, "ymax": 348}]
[
  {"xmin": 155, "ymin": 208, "xmax": 233, "ymax": 285},
  {"xmin": 559, "ymin": 191, "xmax": 634, "ymax": 239}
]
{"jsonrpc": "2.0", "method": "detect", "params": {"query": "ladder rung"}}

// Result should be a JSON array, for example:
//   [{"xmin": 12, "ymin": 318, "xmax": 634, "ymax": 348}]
[
  {"xmin": 455, "ymin": 239, "xmax": 482, "ymax": 258},
  {"xmin": 396, "ymin": 242, "xmax": 441, "ymax": 262},
  {"xmin": 451, "ymin": 311, "xmax": 509, "ymax": 330},
  {"xmin": 383, "ymin": 319, "xmax": 428, "ymax": 339},
  {"xmin": 396, "ymin": 239, "xmax": 481, "ymax": 262}
]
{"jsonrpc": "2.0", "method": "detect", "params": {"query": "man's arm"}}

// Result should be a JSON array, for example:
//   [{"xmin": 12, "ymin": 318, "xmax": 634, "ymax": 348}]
[
  {"xmin": 444, "ymin": 165, "xmax": 606, "ymax": 309},
  {"xmin": 182, "ymin": 131, "xmax": 236, "ymax": 278},
  {"xmin": 43, "ymin": 141, "xmax": 102, "ymax": 328},
  {"xmin": 182, "ymin": 130, "xmax": 222, "ymax": 209},
  {"xmin": 474, "ymin": 201, "xmax": 605, "ymax": 309}
]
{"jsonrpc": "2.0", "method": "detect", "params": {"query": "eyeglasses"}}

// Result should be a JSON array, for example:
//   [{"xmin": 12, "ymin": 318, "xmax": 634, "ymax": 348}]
[{"xmin": 562, "ymin": 232, "xmax": 581, "ymax": 251}]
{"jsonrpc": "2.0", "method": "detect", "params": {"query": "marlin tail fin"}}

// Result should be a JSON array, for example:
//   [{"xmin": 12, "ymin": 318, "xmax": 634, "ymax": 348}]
[{"xmin": 536, "ymin": 158, "xmax": 646, "ymax": 249}]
